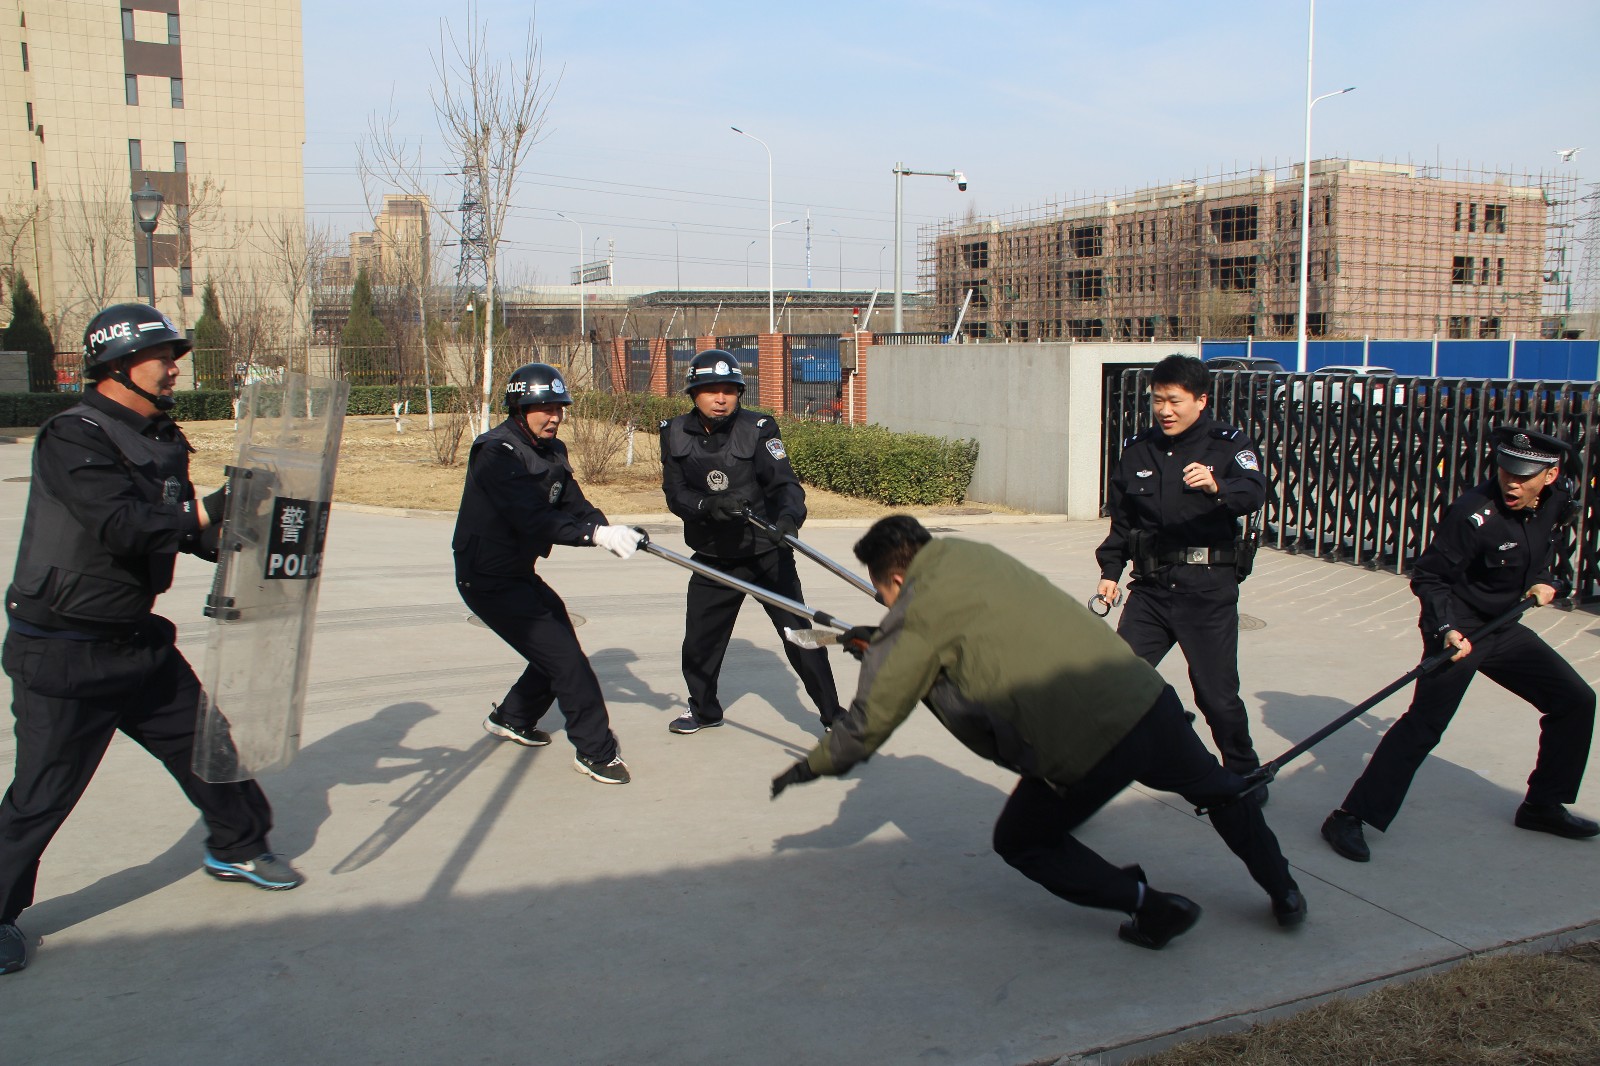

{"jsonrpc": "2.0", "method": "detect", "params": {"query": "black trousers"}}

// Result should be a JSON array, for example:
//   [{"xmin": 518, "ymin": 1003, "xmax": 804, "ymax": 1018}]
[
  {"xmin": 1117, "ymin": 565, "xmax": 1259, "ymax": 773},
  {"xmin": 992, "ymin": 686, "xmax": 1295, "ymax": 914},
  {"xmin": 460, "ymin": 574, "xmax": 620, "ymax": 764},
  {"xmin": 682, "ymin": 548, "xmax": 844, "ymax": 725},
  {"xmin": 0, "ymin": 617, "xmax": 273, "ymax": 925},
  {"xmin": 1343, "ymin": 621, "xmax": 1595, "ymax": 831}
]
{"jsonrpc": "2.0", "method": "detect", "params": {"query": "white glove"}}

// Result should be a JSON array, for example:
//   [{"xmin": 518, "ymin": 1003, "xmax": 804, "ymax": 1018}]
[{"xmin": 593, "ymin": 524, "xmax": 644, "ymax": 560}]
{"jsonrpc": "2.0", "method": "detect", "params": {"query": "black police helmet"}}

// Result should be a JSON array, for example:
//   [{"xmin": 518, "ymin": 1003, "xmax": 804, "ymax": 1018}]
[
  {"xmin": 82, "ymin": 303, "xmax": 192, "ymax": 380},
  {"xmin": 684, "ymin": 350, "xmax": 746, "ymax": 395},
  {"xmin": 505, "ymin": 362, "xmax": 572, "ymax": 411},
  {"xmin": 1489, "ymin": 425, "xmax": 1570, "ymax": 478}
]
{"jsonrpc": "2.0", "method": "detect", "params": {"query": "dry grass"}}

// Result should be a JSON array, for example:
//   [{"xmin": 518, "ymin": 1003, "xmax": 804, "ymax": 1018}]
[
  {"xmin": 184, "ymin": 414, "xmax": 912, "ymax": 518},
  {"xmin": 1128, "ymin": 940, "xmax": 1600, "ymax": 1066}
]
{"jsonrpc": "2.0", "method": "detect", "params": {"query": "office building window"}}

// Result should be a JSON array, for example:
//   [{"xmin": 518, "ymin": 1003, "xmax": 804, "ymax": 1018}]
[
  {"xmin": 122, "ymin": 9, "xmax": 135, "ymax": 40},
  {"xmin": 125, "ymin": 74, "xmax": 139, "ymax": 106},
  {"xmin": 1447, "ymin": 316, "xmax": 1472, "ymax": 338},
  {"xmin": 1479, "ymin": 317, "xmax": 1501, "ymax": 339},
  {"xmin": 1496, "ymin": 257, "xmax": 1504, "ymax": 285},
  {"xmin": 170, "ymin": 78, "xmax": 183, "ymax": 109},
  {"xmin": 20, "ymin": 42, "xmax": 27, "ymax": 71},
  {"xmin": 136, "ymin": 267, "xmax": 151, "ymax": 299},
  {"xmin": 25, "ymin": 101, "xmax": 32, "ymax": 130},
  {"xmin": 168, "ymin": 13, "xmax": 180, "ymax": 44},
  {"xmin": 128, "ymin": 139, "xmax": 142, "ymax": 171},
  {"xmin": 179, "ymin": 266, "xmax": 194, "ymax": 296},
  {"xmin": 173, "ymin": 141, "xmax": 187, "ymax": 172},
  {"xmin": 1451, "ymin": 255, "xmax": 1473, "ymax": 285},
  {"xmin": 30, "ymin": 160, "xmax": 38, "ymax": 190},
  {"xmin": 1484, "ymin": 203, "xmax": 1506, "ymax": 234}
]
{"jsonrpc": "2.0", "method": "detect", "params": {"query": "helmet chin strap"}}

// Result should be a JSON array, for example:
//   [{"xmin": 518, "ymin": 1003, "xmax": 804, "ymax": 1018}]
[{"xmin": 107, "ymin": 367, "xmax": 175, "ymax": 411}]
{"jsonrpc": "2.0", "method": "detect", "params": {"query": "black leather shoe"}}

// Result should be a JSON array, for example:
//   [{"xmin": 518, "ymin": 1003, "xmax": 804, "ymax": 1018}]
[
  {"xmin": 1118, "ymin": 889, "xmax": 1202, "ymax": 950},
  {"xmin": 1271, "ymin": 888, "xmax": 1307, "ymax": 928},
  {"xmin": 1514, "ymin": 802, "xmax": 1600, "ymax": 839},
  {"xmin": 1321, "ymin": 810, "xmax": 1370, "ymax": 862}
]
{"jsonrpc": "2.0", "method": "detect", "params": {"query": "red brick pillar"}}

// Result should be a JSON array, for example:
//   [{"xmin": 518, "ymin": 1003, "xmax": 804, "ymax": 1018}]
[
  {"xmin": 608, "ymin": 338, "xmax": 628, "ymax": 393},
  {"xmin": 696, "ymin": 336, "xmax": 718, "ymax": 354},
  {"xmin": 757, "ymin": 333, "xmax": 786, "ymax": 413},
  {"xmin": 648, "ymin": 338, "xmax": 669, "ymax": 396},
  {"xmin": 845, "ymin": 331, "xmax": 874, "ymax": 425}
]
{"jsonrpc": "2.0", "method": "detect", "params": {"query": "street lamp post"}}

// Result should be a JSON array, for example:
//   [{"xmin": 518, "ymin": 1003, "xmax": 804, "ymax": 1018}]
[
  {"xmin": 130, "ymin": 180, "xmax": 164, "ymax": 306},
  {"xmin": 731, "ymin": 126, "xmax": 776, "ymax": 332},
  {"xmin": 892, "ymin": 163, "xmax": 967, "ymax": 332},
  {"xmin": 557, "ymin": 212, "xmax": 584, "ymax": 352},
  {"xmin": 1294, "ymin": 0, "xmax": 1354, "ymax": 372}
]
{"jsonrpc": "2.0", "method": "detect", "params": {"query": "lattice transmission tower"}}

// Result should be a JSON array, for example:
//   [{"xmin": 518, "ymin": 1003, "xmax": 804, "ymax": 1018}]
[{"xmin": 454, "ymin": 164, "xmax": 488, "ymax": 295}]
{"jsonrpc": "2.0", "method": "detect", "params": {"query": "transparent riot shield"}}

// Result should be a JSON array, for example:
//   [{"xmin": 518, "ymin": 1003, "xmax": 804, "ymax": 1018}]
[{"xmin": 193, "ymin": 372, "xmax": 350, "ymax": 782}]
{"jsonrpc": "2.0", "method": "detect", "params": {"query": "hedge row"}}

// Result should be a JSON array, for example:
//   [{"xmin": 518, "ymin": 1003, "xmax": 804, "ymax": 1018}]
[
  {"xmin": 778, "ymin": 420, "xmax": 979, "ymax": 505},
  {"xmin": 0, "ymin": 385, "xmax": 464, "ymax": 427}
]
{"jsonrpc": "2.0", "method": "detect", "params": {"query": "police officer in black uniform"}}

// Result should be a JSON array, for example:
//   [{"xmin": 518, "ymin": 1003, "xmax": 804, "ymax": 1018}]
[
  {"xmin": 1095, "ymin": 354, "xmax": 1267, "ymax": 785},
  {"xmin": 1322, "ymin": 426, "xmax": 1597, "ymax": 861},
  {"xmin": 453, "ymin": 362, "xmax": 643, "ymax": 785},
  {"xmin": 659, "ymin": 350, "xmax": 845, "ymax": 734},
  {"xmin": 1, "ymin": 304, "xmax": 298, "ymax": 977}
]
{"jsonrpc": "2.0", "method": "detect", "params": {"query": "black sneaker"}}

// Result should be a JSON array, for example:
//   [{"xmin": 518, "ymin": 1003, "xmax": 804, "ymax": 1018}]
[
  {"xmin": 1118, "ymin": 889, "xmax": 1202, "ymax": 950},
  {"xmin": 574, "ymin": 752, "xmax": 631, "ymax": 784},
  {"xmin": 0, "ymin": 923, "xmax": 28, "ymax": 975},
  {"xmin": 1272, "ymin": 888, "xmax": 1308, "ymax": 928},
  {"xmin": 668, "ymin": 712, "xmax": 722, "ymax": 735},
  {"xmin": 484, "ymin": 705, "xmax": 552, "ymax": 747},
  {"xmin": 1321, "ymin": 810, "xmax": 1371, "ymax": 862}
]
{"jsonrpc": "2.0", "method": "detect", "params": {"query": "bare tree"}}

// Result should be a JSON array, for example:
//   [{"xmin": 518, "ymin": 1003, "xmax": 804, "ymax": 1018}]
[
  {"xmin": 54, "ymin": 169, "xmax": 133, "ymax": 337},
  {"xmin": 364, "ymin": 3, "xmax": 558, "ymax": 433},
  {"xmin": 260, "ymin": 213, "xmax": 335, "ymax": 376},
  {"xmin": 168, "ymin": 175, "xmax": 239, "ymax": 331},
  {"xmin": 0, "ymin": 195, "xmax": 49, "ymax": 308}
]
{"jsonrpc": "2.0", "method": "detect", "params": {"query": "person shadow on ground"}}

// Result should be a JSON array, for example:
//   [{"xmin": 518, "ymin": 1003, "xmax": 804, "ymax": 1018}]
[{"xmin": 24, "ymin": 701, "xmax": 455, "ymax": 934}]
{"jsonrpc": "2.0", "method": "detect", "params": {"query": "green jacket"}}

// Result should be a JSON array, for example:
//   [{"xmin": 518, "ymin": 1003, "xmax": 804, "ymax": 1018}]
[{"xmin": 806, "ymin": 538, "xmax": 1166, "ymax": 787}]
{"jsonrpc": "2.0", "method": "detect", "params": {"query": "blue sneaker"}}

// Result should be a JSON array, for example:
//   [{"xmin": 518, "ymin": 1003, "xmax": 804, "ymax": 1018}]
[
  {"xmin": 0, "ymin": 923, "xmax": 28, "ymax": 975},
  {"xmin": 204, "ymin": 852, "xmax": 304, "ymax": 890}
]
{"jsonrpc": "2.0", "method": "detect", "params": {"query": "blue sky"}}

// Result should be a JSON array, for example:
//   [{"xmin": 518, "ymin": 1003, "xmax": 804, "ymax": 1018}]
[{"xmin": 303, "ymin": 0, "xmax": 1600, "ymax": 292}]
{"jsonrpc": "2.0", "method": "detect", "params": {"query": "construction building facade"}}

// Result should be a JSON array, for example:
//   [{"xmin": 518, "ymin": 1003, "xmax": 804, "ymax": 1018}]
[
  {"xmin": 1, "ymin": 0, "xmax": 305, "ymax": 345},
  {"xmin": 928, "ymin": 160, "xmax": 1580, "ymax": 342}
]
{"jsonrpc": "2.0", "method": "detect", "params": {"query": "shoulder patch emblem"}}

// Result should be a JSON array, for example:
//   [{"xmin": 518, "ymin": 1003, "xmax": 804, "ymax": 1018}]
[
  {"xmin": 1236, "ymin": 450, "xmax": 1260, "ymax": 472},
  {"xmin": 549, "ymin": 480, "xmax": 564, "ymax": 504},
  {"xmin": 766, "ymin": 438, "xmax": 788, "ymax": 461}
]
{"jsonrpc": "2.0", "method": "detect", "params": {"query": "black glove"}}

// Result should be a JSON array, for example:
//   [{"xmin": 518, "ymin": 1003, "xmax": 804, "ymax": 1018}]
[
  {"xmin": 770, "ymin": 760, "xmax": 819, "ymax": 799},
  {"xmin": 706, "ymin": 493, "xmax": 748, "ymax": 523},
  {"xmin": 774, "ymin": 515, "xmax": 799, "ymax": 540},
  {"xmin": 841, "ymin": 625, "xmax": 878, "ymax": 661},
  {"xmin": 201, "ymin": 485, "xmax": 228, "ymax": 527}
]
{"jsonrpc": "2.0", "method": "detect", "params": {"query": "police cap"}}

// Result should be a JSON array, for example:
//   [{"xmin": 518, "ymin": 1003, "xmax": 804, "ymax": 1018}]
[{"xmin": 1489, "ymin": 425, "xmax": 1570, "ymax": 477}]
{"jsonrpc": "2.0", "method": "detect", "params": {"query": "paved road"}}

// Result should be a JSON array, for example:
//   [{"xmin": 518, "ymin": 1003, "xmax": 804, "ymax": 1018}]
[{"xmin": 1, "ymin": 434, "xmax": 1596, "ymax": 1065}]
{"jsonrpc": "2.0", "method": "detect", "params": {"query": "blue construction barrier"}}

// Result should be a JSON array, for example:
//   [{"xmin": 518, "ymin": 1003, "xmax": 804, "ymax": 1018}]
[{"xmin": 1201, "ymin": 338, "xmax": 1600, "ymax": 381}]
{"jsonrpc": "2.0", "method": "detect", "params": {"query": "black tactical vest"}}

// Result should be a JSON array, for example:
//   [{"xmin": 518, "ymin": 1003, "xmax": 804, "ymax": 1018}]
[
  {"xmin": 452, "ymin": 419, "xmax": 575, "ymax": 579},
  {"xmin": 666, "ymin": 411, "xmax": 773, "ymax": 557},
  {"xmin": 6, "ymin": 403, "xmax": 191, "ymax": 631}
]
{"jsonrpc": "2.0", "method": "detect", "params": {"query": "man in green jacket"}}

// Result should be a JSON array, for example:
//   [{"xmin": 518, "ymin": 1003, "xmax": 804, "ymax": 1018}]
[{"xmin": 772, "ymin": 516, "xmax": 1304, "ymax": 949}]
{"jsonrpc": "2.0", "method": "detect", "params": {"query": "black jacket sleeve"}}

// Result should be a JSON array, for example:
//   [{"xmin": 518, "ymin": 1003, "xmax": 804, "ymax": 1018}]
[
  {"xmin": 660, "ymin": 420, "xmax": 711, "ymax": 524},
  {"xmin": 753, "ymin": 420, "xmax": 807, "ymax": 529},
  {"xmin": 35, "ymin": 416, "xmax": 204, "ymax": 557},
  {"xmin": 1409, "ymin": 496, "xmax": 1480, "ymax": 638},
  {"xmin": 1095, "ymin": 443, "xmax": 1135, "ymax": 580},
  {"xmin": 1211, "ymin": 433, "xmax": 1268, "ymax": 519}
]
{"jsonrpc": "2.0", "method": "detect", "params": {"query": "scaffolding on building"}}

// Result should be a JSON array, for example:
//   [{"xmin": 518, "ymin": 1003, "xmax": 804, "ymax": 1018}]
[{"xmin": 920, "ymin": 159, "xmax": 1582, "ymax": 342}]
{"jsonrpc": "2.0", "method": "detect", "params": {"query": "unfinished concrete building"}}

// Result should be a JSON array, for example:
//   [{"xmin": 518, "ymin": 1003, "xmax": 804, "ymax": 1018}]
[{"xmin": 927, "ymin": 160, "xmax": 1579, "ymax": 342}]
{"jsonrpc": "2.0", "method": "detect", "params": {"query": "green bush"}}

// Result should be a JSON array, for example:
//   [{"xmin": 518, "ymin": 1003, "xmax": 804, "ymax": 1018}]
[
  {"xmin": 170, "ymin": 391, "xmax": 238, "ymax": 421},
  {"xmin": 2, "ymin": 274, "xmax": 57, "ymax": 392},
  {"xmin": 346, "ymin": 384, "xmax": 460, "ymax": 416},
  {"xmin": 0, "ymin": 392, "xmax": 79, "ymax": 426},
  {"xmin": 779, "ymin": 420, "xmax": 979, "ymax": 505}
]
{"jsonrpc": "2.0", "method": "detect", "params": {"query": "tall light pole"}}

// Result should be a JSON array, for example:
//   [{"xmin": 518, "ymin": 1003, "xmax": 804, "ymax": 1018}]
[
  {"xmin": 1295, "ymin": 0, "xmax": 1354, "ymax": 372},
  {"xmin": 893, "ymin": 163, "xmax": 967, "ymax": 332},
  {"xmin": 731, "ymin": 126, "xmax": 776, "ymax": 332},
  {"xmin": 130, "ymin": 180, "xmax": 164, "ymax": 306},
  {"xmin": 671, "ymin": 222, "xmax": 681, "ymax": 290},
  {"xmin": 557, "ymin": 212, "xmax": 584, "ymax": 352}
]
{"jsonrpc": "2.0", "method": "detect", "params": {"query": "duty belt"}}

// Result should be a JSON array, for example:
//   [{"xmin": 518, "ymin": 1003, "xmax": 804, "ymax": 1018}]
[{"xmin": 1156, "ymin": 546, "xmax": 1237, "ymax": 566}]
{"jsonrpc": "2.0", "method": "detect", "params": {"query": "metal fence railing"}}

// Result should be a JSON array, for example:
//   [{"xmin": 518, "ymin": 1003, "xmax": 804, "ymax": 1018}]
[
  {"xmin": 667, "ymin": 338, "xmax": 696, "ymax": 394},
  {"xmin": 625, "ymin": 339, "xmax": 652, "ymax": 394},
  {"xmin": 1103, "ymin": 368, "xmax": 1600, "ymax": 601},
  {"xmin": 786, "ymin": 334, "xmax": 842, "ymax": 421},
  {"xmin": 717, "ymin": 336, "xmax": 759, "ymax": 400}
]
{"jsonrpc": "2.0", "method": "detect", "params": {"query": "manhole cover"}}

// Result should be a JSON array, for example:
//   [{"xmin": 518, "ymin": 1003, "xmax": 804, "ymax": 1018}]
[
  {"xmin": 931, "ymin": 506, "xmax": 991, "ymax": 516},
  {"xmin": 3, "ymin": 476, "xmax": 29, "ymax": 483},
  {"xmin": 467, "ymin": 613, "xmax": 586, "ymax": 629},
  {"xmin": 1239, "ymin": 613, "xmax": 1266, "ymax": 631}
]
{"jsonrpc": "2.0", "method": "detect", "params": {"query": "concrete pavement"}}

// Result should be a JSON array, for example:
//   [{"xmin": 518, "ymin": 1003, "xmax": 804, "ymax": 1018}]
[{"xmin": 0, "ymin": 432, "xmax": 1597, "ymax": 1065}]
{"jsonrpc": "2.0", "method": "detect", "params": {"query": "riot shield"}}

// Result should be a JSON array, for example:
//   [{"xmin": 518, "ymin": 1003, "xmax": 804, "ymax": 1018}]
[{"xmin": 192, "ymin": 372, "xmax": 350, "ymax": 782}]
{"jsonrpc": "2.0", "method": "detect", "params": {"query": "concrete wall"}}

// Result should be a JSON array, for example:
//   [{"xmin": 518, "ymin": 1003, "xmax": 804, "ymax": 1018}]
[
  {"xmin": 867, "ymin": 341, "xmax": 1194, "ymax": 517},
  {"xmin": 0, "ymin": 352, "xmax": 28, "ymax": 393}
]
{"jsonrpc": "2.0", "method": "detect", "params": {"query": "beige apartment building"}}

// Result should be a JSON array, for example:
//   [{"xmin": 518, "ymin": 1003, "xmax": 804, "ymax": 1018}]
[
  {"xmin": 930, "ymin": 160, "xmax": 1565, "ymax": 342},
  {"xmin": 1, "ymin": 0, "xmax": 304, "ymax": 345},
  {"xmin": 325, "ymin": 193, "xmax": 431, "ymax": 290}
]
